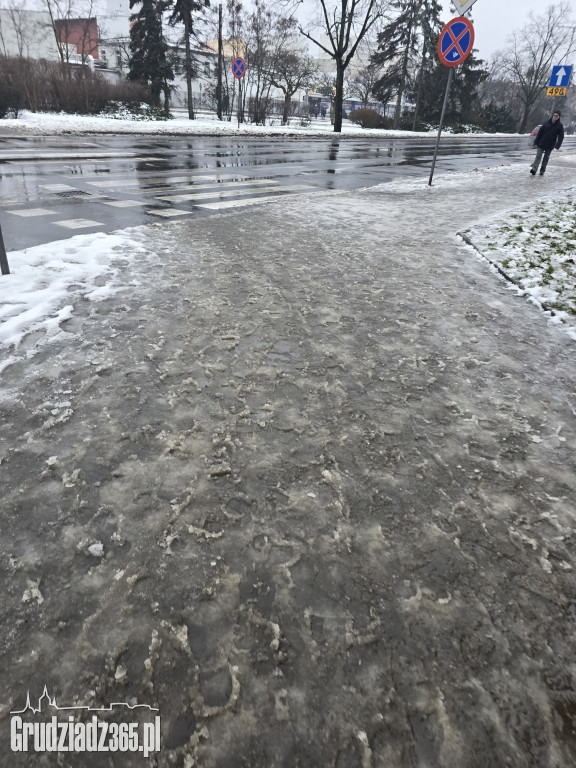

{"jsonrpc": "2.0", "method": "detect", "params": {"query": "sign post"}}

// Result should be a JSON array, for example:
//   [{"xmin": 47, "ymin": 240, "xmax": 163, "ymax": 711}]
[
  {"xmin": 429, "ymin": 16, "xmax": 475, "ymax": 186},
  {"xmin": 232, "ymin": 56, "xmax": 246, "ymax": 128},
  {"xmin": 0, "ymin": 220, "xmax": 9, "ymax": 275}
]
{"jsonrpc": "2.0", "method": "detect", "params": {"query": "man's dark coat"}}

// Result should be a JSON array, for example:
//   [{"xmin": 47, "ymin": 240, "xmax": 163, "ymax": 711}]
[{"xmin": 535, "ymin": 118, "xmax": 564, "ymax": 151}]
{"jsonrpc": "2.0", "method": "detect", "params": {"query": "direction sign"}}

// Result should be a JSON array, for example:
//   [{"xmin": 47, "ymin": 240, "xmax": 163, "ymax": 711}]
[
  {"xmin": 437, "ymin": 17, "xmax": 475, "ymax": 67},
  {"xmin": 452, "ymin": 0, "xmax": 479, "ymax": 16},
  {"xmin": 232, "ymin": 57, "xmax": 246, "ymax": 79},
  {"xmin": 548, "ymin": 65, "xmax": 572, "ymax": 88}
]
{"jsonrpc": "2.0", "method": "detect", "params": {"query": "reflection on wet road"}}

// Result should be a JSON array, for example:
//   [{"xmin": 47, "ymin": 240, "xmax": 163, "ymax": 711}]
[{"xmin": 0, "ymin": 134, "xmax": 573, "ymax": 250}]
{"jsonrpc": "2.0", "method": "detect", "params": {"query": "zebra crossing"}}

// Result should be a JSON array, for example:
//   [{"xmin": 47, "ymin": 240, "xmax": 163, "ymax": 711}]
[{"xmin": 1, "ymin": 168, "xmax": 314, "ymax": 244}]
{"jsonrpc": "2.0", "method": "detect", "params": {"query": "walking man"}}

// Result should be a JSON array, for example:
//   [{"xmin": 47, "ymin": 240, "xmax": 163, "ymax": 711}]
[{"xmin": 530, "ymin": 111, "xmax": 564, "ymax": 176}]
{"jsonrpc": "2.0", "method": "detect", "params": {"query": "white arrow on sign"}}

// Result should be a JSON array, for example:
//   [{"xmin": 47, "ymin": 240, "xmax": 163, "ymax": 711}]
[{"xmin": 555, "ymin": 67, "xmax": 567, "ymax": 85}]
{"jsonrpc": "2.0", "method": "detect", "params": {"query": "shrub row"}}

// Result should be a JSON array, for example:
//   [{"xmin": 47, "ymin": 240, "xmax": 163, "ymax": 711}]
[
  {"xmin": 349, "ymin": 107, "xmax": 503, "ymax": 134},
  {"xmin": 348, "ymin": 108, "xmax": 392, "ymax": 130},
  {"xmin": 0, "ymin": 56, "xmax": 152, "ymax": 118}
]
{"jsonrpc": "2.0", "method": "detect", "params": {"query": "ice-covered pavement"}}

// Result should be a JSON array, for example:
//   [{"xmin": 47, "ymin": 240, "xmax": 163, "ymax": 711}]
[
  {"xmin": 1, "ymin": 150, "xmax": 576, "ymax": 766},
  {"xmin": 3, "ymin": 158, "xmax": 576, "ymax": 369}
]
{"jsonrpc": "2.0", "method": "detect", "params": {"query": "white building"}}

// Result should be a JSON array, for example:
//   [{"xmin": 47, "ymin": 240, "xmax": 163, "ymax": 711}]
[{"xmin": 0, "ymin": 8, "xmax": 57, "ymax": 59}]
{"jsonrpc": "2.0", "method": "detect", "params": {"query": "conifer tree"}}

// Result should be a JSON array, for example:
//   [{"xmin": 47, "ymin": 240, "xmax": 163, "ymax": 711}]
[
  {"xmin": 371, "ymin": 0, "xmax": 419, "ymax": 128},
  {"xmin": 167, "ymin": 0, "xmax": 209, "ymax": 119},
  {"xmin": 371, "ymin": 0, "xmax": 442, "ymax": 129},
  {"xmin": 416, "ymin": 48, "xmax": 488, "ymax": 127},
  {"xmin": 128, "ymin": 0, "xmax": 174, "ymax": 111}
]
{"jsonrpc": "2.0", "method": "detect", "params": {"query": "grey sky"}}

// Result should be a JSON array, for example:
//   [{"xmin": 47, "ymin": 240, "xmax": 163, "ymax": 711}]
[
  {"xmin": 13, "ymin": 0, "xmax": 574, "ymax": 64},
  {"xmin": 297, "ymin": 0, "xmax": 572, "ymax": 63},
  {"xmin": 448, "ymin": 0, "xmax": 544, "ymax": 61}
]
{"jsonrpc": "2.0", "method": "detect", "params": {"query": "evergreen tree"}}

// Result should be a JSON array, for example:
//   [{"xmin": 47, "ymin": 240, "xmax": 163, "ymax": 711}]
[
  {"xmin": 479, "ymin": 101, "xmax": 516, "ymax": 133},
  {"xmin": 167, "ymin": 0, "xmax": 209, "ymax": 120},
  {"xmin": 371, "ymin": 0, "xmax": 419, "ymax": 127},
  {"xmin": 417, "ymin": 49, "xmax": 488, "ymax": 128},
  {"xmin": 128, "ymin": 0, "xmax": 174, "ymax": 111},
  {"xmin": 371, "ymin": 0, "xmax": 442, "ymax": 129},
  {"xmin": 409, "ymin": 0, "xmax": 442, "ymax": 129},
  {"xmin": 451, "ymin": 50, "xmax": 488, "ymax": 124}
]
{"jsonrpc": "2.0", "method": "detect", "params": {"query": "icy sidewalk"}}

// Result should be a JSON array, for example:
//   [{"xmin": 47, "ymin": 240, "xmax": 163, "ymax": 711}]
[{"xmin": 1, "ymin": 157, "xmax": 576, "ymax": 767}]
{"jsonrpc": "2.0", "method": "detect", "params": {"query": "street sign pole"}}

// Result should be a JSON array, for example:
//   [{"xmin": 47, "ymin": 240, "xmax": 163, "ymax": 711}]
[
  {"xmin": 0, "ymin": 220, "xmax": 9, "ymax": 275},
  {"xmin": 232, "ymin": 56, "xmax": 246, "ymax": 128},
  {"xmin": 429, "ymin": 67, "xmax": 454, "ymax": 187},
  {"xmin": 429, "ymin": 15, "xmax": 474, "ymax": 185},
  {"xmin": 238, "ymin": 77, "xmax": 241, "ymax": 128}
]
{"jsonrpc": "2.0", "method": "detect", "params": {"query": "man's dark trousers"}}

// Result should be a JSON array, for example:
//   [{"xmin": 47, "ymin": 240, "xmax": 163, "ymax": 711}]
[{"xmin": 531, "ymin": 146, "xmax": 552, "ymax": 175}]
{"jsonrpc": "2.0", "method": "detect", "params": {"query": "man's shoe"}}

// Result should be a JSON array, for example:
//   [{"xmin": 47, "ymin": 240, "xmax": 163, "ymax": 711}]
[
  {"xmin": 540, "ymin": 172, "xmax": 544, "ymax": 176},
  {"xmin": 530, "ymin": 169, "xmax": 536, "ymax": 175}
]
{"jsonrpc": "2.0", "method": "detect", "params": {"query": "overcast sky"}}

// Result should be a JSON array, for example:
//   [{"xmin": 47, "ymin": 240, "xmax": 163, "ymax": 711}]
[
  {"xmin": 448, "ymin": 0, "xmax": 534, "ymax": 62},
  {"xmin": 296, "ymin": 0, "xmax": 569, "ymax": 63},
  {"xmin": 15, "ymin": 0, "xmax": 571, "ymax": 65}
]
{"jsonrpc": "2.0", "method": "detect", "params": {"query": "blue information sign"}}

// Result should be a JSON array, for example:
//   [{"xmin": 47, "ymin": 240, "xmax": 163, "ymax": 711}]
[
  {"xmin": 437, "ymin": 17, "xmax": 475, "ymax": 67},
  {"xmin": 548, "ymin": 65, "xmax": 573, "ymax": 88}
]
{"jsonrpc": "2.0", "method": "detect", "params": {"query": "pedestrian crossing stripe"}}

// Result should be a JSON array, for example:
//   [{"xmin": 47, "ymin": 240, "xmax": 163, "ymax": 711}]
[
  {"xmin": 86, "ymin": 179, "xmax": 139, "ymax": 188},
  {"xmin": 7, "ymin": 208, "xmax": 56, "ymax": 217},
  {"xmin": 153, "ymin": 179, "xmax": 277, "ymax": 199},
  {"xmin": 193, "ymin": 190, "xmax": 312, "ymax": 209},
  {"xmin": 103, "ymin": 200, "xmax": 147, "ymax": 207},
  {"xmin": 39, "ymin": 184, "xmax": 78, "ymax": 192},
  {"xmin": 55, "ymin": 219, "xmax": 103, "ymax": 229},
  {"xmin": 156, "ymin": 181, "xmax": 287, "ymax": 202},
  {"xmin": 146, "ymin": 209, "xmax": 192, "ymax": 217}
]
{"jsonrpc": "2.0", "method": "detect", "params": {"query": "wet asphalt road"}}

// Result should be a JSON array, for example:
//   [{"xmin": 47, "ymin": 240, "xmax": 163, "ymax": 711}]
[{"xmin": 2, "ymin": 133, "xmax": 574, "ymax": 251}]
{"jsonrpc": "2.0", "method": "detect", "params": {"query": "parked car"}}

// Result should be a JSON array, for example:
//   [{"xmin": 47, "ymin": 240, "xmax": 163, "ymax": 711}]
[{"xmin": 530, "ymin": 125, "xmax": 541, "ymax": 136}]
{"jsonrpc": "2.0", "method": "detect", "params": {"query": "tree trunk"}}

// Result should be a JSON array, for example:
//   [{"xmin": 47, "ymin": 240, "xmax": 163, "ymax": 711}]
[
  {"xmin": 518, "ymin": 110, "xmax": 530, "ymax": 134},
  {"xmin": 184, "ymin": 12, "xmax": 194, "ymax": 119},
  {"xmin": 394, "ymin": 31, "xmax": 412, "ymax": 129},
  {"xmin": 282, "ymin": 92, "xmax": 290, "ymax": 124},
  {"xmin": 333, "ymin": 59, "xmax": 345, "ymax": 133},
  {"xmin": 411, "ymin": 37, "xmax": 427, "ymax": 131}
]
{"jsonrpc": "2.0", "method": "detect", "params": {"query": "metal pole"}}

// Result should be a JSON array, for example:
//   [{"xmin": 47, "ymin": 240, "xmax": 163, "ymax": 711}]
[
  {"xmin": 0, "ymin": 220, "xmax": 9, "ymax": 275},
  {"xmin": 237, "ymin": 76, "xmax": 242, "ymax": 128},
  {"xmin": 428, "ymin": 66, "xmax": 454, "ymax": 186}
]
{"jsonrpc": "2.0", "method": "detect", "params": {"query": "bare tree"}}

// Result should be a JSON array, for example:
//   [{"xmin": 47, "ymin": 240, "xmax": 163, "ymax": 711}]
[
  {"xmin": 243, "ymin": 0, "xmax": 276, "ymax": 123},
  {"xmin": 42, "ymin": 0, "xmax": 73, "ymax": 62},
  {"xmin": 41, "ymin": 0, "xmax": 99, "ymax": 65},
  {"xmin": 297, "ymin": 0, "xmax": 390, "ymax": 132},
  {"xmin": 270, "ymin": 46, "xmax": 318, "ymax": 123},
  {"xmin": 167, "ymin": 0, "xmax": 210, "ymax": 120},
  {"xmin": 224, "ymin": 0, "xmax": 245, "ymax": 121},
  {"xmin": 493, "ymin": 2, "xmax": 575, "ymax": 133},
  {"xmin": 349, "ymin": 60, "xmax": 381, "ymax": 106},
  {"xmin": 1, "ymin": 1, "xmax": 38, "ymax": 57},
  {"xmin": 245, "ymin": 10, "xmax": 315, "ymax": 125}
]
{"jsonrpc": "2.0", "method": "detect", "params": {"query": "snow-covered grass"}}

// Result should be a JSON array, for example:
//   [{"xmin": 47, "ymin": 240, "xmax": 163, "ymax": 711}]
[
  {"xmin": 0, "ymin": 109, "xmax": 526, "ymax": 139},
  {"xmin": 0, "ymin": 230, "xmax": 147, "ymax": 373},
  {"xmin": 463, "ymin": 188, "xmax": 576, "ymax": 337}
]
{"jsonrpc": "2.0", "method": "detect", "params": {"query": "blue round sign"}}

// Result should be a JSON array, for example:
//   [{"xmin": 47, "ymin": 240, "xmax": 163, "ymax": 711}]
[
  {"xmin": 437, "ymin": 17, "xmax": 474, "ymax": 67},
  {"xmin": 232, "ymin": 57, "xmax": 246, "ymax": 79}
]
